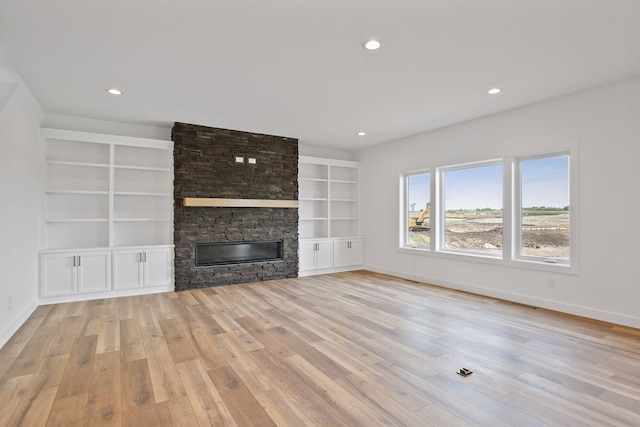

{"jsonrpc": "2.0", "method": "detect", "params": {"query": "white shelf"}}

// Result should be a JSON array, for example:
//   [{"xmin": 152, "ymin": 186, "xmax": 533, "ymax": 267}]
[
  {"xmin": 45, "ymin": 222, "xmax": 109, "ymax": 249},
  {"xmin": 46, "ymin": 162, "xmax": 109, "ymax": 193},
  {"xmin": 46, "ymin": 189, "xmax": 110, "ymax": 195},
  {"xmin": 114, "ymin": 164, "xmax": 171, "ymax": 172},
  {"xmin": 299, "ymin": 156, "xmax": 360, "ymax": 239},
  {"xmin": 299, "ymin": 178, "xmax": 328, "ymax": 182},
  {"xmin": 114, "ymin": 144, "xmax": 172, "ymax": 169},
  {"xmin": 44, "ymin": 134, "xmax": 110, "ymax": 164},
  {"xmin": 47, "ymin": 160, "xmax": 109, "ymax": 168},
  {"xmin": 41, "ymin": 128, "xmax": 174, "ymax": 250},
  {"xmin": 114, "ymin": 191, "xmax": 171, "ymax": 197},
  {"xmin": 113, "ymin": 168, "xmax": 171, "ymax": 194},
  {"xmin": 39, "ymin": 134, "xmax": 176, "ymax": 301},
  {"xmin": 114, "ymin": 218, "xmax": 172, "ymax": 222},
  {"xmin": 45, "ymin": 218, "xmax": 109, "ymax": 223},
  {"xmin": 113, "ymin": 221, "xmax": 172, "ymax": 247}
]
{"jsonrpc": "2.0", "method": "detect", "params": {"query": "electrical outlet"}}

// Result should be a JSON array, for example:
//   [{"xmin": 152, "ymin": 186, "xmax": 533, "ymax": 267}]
[
  {"xmin": 8, "ymin": 296, "xmax": 12, "ymax": 310},
  {"xmin": 547, "ymin": 278, "xmax": 556, "ymax": 289}
]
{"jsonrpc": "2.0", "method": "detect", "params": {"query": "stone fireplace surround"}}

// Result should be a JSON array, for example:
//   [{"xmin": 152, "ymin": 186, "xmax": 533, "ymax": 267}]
[{"xmin": 172, "ymin": 122, "xmax": 299, "ymax": 291}]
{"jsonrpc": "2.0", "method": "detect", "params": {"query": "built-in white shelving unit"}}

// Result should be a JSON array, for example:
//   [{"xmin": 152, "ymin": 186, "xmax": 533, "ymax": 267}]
[
  {"xmin": 298, "ymin": 156, "xmax": 363, "ymax": 275},
  {"xmin": 39, "ymin": 128, "xmax": 174, "ymax": 301},
  {"xmin": 298, "ymin": 156, "xmax": 360, "ymax": 239}
]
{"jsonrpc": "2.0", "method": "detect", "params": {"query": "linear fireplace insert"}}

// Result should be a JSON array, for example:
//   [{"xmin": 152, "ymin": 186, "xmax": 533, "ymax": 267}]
[{"xmin": 195, "ymin": 240, "xmax": 283, "ymax": 266}]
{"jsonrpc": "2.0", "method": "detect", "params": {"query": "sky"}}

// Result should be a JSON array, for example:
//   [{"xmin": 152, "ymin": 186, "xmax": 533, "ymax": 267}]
[
  {"xmin": 521, "ymin": 156, "xmax": 569, "ymax": 208},
  {"xmin": 407, "ymin": 173, "xmax": 430, "ymax": 211},
  {"xmin": 445, "ymin": 164, "xmax": 503, "ymax": 210},
  {"xmin": 407, "ymin": 156, "xmax": 569, "ymax": 211}
]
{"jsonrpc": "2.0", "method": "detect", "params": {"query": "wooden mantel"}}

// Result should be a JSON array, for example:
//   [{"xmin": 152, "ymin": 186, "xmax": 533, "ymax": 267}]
[{"xmin": 182, "ymin": 198, "xmax": 299, "ymax": 208}]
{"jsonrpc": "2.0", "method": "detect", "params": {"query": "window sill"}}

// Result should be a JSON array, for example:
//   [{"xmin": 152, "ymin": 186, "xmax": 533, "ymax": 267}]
[{"xmin": 398, "ymin": 246, "xmax": 578, "ymax": 275}]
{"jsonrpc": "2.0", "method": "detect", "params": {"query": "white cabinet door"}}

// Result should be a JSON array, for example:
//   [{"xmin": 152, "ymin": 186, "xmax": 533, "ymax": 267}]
[
  {"xmin": 112, "ymin": 250, "xmax": 144, "ymax": 290},
  {"xmin": 333, "ymin": 240, "xmax": 350, "ymax": 268},
  {"xmin": 348, "ymin": 239, "xmax": 364, "ymax": 266},
  {"xmin": 40, "ymin": 253, "xmax": 77, "ymax": 297},
  {"xmin": 77, "ymin": 251, "xmax": 111, "ymax": 293},
  {"xmin": 299, "ymin": 240, "xmax": 333, "ymax": 272},
  {"xmin": 315, "ymin": 241, "xmax": 333, "ymax": 270},
  {"xmin": 40, "ymin": 250, "xmax": 112, "ymax": 296},
  {"xmin": 113, "ymin": 247, "xmax": 173, "ymax": 289},
  {"xmin": 299, "ymin": 241, "xmax": 318, "ymax": 272},
  {"xmin": 333, "ymin": 239, "xmax": 364, "ymax": 268},
  {"xmin": 143, "ymin": 248, "xmax": 173, "ymax": 287}
]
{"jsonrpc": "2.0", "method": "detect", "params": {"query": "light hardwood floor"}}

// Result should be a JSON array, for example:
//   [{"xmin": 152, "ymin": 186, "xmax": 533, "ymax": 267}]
[{"xmin": 1, "ymin": 270, "xmax": 640, "ymax": 426}]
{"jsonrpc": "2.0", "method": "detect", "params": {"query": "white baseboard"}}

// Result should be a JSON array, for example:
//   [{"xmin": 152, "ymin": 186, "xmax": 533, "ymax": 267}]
[
  {"xmin": 38, "ymin": 285, "xmax": 174, "ymax": 305},
  {"xmin": 364, "ymin": 263, "xmax": 640, "ymax": 330},
  {"xmin": 0, "ymin": 300, "xmax": 39, "ymax": 349},
  {"xmin": 298, "ymin": 265, "xmax": 363, "ymax": 277}
]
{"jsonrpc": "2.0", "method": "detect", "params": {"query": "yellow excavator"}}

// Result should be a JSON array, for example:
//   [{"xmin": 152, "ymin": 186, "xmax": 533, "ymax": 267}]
[{"xmin": 409, "ymin": 208, "xmax": 430, "ymax": 231}]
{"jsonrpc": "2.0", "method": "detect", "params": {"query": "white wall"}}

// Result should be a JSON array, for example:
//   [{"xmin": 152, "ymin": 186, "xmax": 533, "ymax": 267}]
[
  {"xmin": 0, "ymin": 67, "xmax": 43, "ymax": 346},
  {"xmin": 43, "ymin": 113, "xmax": 171, "ymax": 140},
  {"xmin": 355, "ymin": 76, "xmax": 640, "ymax": 328},
  {"xmin": 299, "ymin": 144, "xmax": 353, "ymax": 161}
]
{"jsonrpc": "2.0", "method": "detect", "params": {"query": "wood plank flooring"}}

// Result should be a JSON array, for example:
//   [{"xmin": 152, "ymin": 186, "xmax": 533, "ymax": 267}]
[{"xmin": 1, "ymin": 270, "xmax": 640, "ymax": 426}]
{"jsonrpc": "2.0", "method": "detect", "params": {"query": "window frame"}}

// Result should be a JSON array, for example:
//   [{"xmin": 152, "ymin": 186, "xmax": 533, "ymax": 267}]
[
  {"xmin": 512, "ymin": 150, "xmax": 574, "ymax": 269},
  {"xmin": 437, "ymin": 159, "xmax": 504, "ymax": 257},
  {"xmin": 398, "ymin": 149, "xmax": 579, "ymax": 275},
  {"xmin": 401, "ymin": 169, "xmax": 431, "ymax": 251}
]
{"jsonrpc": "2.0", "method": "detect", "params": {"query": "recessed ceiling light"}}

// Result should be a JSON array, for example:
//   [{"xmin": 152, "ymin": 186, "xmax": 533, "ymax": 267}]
[
  {"xmin": 363, "ymin": 40, "xmax": 381, "ymax": 51},
  {"xmin": 358, "ymin": 131, "xmax": 366, "ymax": 136},
  {"xmin": 107, "ymin": 88, "xmax": 122, "ymax": 95},
  {"xmin": 488, "ymin": 88, "xmax": 501, "ymax": 95}
]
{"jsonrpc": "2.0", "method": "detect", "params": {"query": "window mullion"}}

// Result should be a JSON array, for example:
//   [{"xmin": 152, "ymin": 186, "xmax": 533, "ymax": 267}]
[
  {"xmin": 502, "ymin": 157, "xmax": 514, "ymax": 261},
  {"xmin": 400, "ymin": 174, "xmax": 408, "ymax": 247},
  {"xmin": 434, "ymin": 168, "xmax": 443, "ymax": 252}
]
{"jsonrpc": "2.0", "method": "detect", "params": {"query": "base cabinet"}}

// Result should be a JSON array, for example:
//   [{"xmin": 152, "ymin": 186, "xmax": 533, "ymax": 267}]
[
  {"xmin": 112, "ymin": 250, "xmax": 144, "ymax": 290},
  {"xmin": 40, "ymin": 251, "xmax": 111, "ymax": 297},
  {"xmin": 144, "ymin": 248, "xmax": 173, "ymax": 287},
  {"xmin": 333, "ymin": 238, "xmax": 364, "ymax": 268},
  {"xmin": 113, "ymin": 248, "xmax": 173, "ymax": 290},
  {"xmin": 299, "ymin": 240, "xmax": 333, "ymax": 272},
  {"xmin": 40, "ymin": 246, "xmax": 173, "ymax": 299},
  {"xmin": 299, "ymin": 238, "xmax": 363, "ymax": 275}
]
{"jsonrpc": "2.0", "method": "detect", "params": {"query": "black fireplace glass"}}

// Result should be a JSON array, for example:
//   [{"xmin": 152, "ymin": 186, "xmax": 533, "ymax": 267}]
[{"xmin": 195, "ymin": 240, "xmax": 283, "ymax": 266}]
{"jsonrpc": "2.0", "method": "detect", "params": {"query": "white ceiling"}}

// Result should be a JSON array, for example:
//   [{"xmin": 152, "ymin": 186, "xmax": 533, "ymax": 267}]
[{"xmin": 1, "ymin": 0, "xmax": 639, "ymax": 150}]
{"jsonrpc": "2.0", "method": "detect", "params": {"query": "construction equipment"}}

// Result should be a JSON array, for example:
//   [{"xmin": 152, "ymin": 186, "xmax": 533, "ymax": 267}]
[{"xmin": 409, "ymin": 208, "xmax": 430, "ymax": 231}]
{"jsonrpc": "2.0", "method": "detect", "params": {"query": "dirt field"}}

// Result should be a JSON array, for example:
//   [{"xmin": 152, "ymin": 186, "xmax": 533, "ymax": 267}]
[
  {"xmin": 408, "ymin": 211, "xmax": 569, "ymax": 258},
  {"xmin": 521, "ymin": 212, "xmax": 569, "ymax": 257}
]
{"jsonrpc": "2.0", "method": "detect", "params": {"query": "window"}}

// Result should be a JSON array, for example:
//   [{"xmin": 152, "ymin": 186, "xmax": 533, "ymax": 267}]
[
  {"xmin": 441, "ymin": 162, "xmax": 503, "ymax": 255},
  {"xmin": 400, "ymin": 149, "xmax": 575, "ymax": 271},
  {"xmin": 405, "ymin": 172, "xmax": 430, "ymax": 248},
  {"xmin": 517, "ymin": 154, "xmax": 570, "ymax": 263}
]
